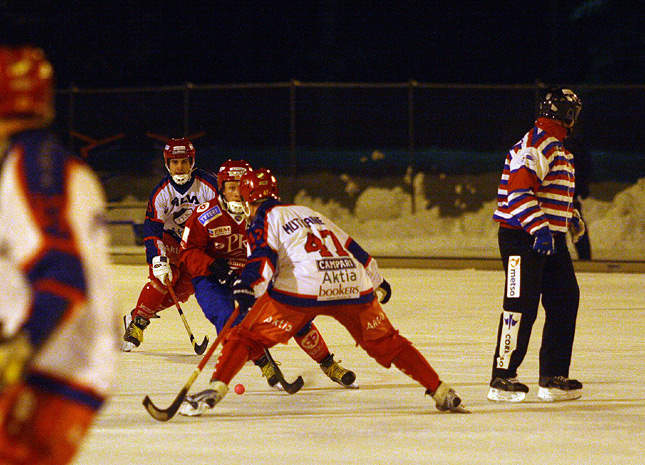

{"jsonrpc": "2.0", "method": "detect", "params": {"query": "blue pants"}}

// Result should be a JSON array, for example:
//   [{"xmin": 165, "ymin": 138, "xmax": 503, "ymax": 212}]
[
  {"xmin": 193, "ymin": 275, "xmax": 315, "ymax": 336},
  {"xmin": 192, "ymin": 275, "xmax": 245, "ymax": 333}
]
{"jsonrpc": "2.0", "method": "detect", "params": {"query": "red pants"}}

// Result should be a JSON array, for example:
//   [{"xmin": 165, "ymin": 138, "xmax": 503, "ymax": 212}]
[
  {"xmin": 0, "ymin": 383, "xmax": 97, "ymax": 465},
  {"xmin": 212, "ymin": 294, "xmax": 440, "ymax": 392},
  {"xmin": 133, "ymin": 262, "xmax": 194, "ymax": 318}
]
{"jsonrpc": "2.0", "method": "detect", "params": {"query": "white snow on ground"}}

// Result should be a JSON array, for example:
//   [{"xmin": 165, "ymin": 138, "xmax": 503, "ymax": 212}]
[{"xmin": 294, "ymin": 176, "xmax": 645, "ymax": 260}]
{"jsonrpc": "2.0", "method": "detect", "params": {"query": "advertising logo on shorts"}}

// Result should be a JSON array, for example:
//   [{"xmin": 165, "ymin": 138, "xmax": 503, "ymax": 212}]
[
  {"xmin": 497, "ymin": 311, "xmax": 521, "ymax": 369},
  {"xmin": 506, "ymin": 255, "xmax": 521, "ymax": 298}
]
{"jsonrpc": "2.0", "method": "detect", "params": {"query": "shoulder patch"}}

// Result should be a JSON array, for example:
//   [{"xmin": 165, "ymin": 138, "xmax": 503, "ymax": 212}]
[{"xmin": 198, "ymin": 205, "xmax": 222, "ymax": 225}]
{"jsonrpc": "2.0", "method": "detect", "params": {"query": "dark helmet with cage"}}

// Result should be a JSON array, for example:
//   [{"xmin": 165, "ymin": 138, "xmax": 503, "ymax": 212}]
[
  {"xmin": 163, "ymin": 138, "xmax": 195, "ymax": 185},
  {"xmin": 0, "ymin": 46, "xmax": 54, "ymax": 123},
  {"xmin": 238, "ymin": 168, "xmax": 279, "ymax": 215},
  {"xmin": 537, "ymin": 87, "xmax": 582, "ymax": 129},
  {"xmin": 217, "ymin": 159, "xmax": 252, "ymax": 215}
]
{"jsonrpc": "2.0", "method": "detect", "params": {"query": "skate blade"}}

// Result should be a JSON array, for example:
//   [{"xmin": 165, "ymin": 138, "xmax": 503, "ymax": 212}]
[
  {"xmin": 121, "ymin": 340, "xmax": 136, "ymax": 352},
  {"xmin": 334, "ymin": 380, "xmax": 359, "ymax": 389},
  {"xmin": 537, "ymin": 387, "xmax": 582, "ymax": 402},
  {"xmin": 487, "ymin": 388, "xmax": 526, "ymax": 403},
  {"xmin": 178, "ymin": 401, "xmax": 209, "ymax": 417},
  {"xmin": 450, "ymin": 405, "xmax": 471, "ymax": 414}
]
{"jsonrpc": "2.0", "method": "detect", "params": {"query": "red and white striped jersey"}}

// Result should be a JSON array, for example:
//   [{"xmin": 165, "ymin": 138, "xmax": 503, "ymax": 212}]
[{"xmin": 493, "ymin": 118, "xmax": 576, "ymax": 234}]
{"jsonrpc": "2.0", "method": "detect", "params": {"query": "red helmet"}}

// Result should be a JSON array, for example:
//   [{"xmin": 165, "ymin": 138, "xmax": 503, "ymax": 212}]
[
  {"xmin": 163, "ymin": 138, "xmax": 196, "ymax": 184},
  {"xmin": 163, "ymin": 138, "xmax": 195, "ymax": 164},
  {"xmin": 0, "ymin": 46, "xmax": 54, "ymax": 120},
  {"xmin": 217, "ymin": 159, "xmax": 252, "ymax": 192},
  {"xmin": 238, "ymin": 168, "xmax": 280, "ymax": 204}
]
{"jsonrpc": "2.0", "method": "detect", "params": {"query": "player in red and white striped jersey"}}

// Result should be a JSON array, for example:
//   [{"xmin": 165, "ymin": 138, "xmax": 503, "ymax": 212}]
[{"xmin": 488, "ymin": 87, "xmax": 586, "ymax": 403}]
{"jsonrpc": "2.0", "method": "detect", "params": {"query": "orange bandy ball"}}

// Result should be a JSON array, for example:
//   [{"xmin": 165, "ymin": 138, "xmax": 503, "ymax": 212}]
[{"xmin": 234, "ymin": 383, "xmax": 245, "ymax": 395}]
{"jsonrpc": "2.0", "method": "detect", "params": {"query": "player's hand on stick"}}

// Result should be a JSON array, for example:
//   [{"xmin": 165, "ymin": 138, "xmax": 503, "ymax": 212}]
[
  {"xmin": 232, "ymin": 279, "xmax": 255, "ymax": 316},
  {"xmin": 152, "ymin": 255, "xmax": 173, "ymax": 284},
  {"xmin": 0, "ymin": 331, "xmax": 33, "ymax": 392},
  {"xmin": 532, "ymin": 227, "xmax": 555, "ymax": 255},
  {"xmin": 375, "ymin": 279, "xmax": 392, "ymax": 304},
  {"xmin": 208, "ymin": 258, "xmax": 237, "ymax": 288},
  {"xmin": 569, "ymin": 209, "xmax": 586, "ymax": 243}
]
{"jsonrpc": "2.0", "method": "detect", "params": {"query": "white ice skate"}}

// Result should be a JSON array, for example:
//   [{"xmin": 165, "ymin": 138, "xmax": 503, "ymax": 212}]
[{"xmin": 178, "ymin": 381, "xmax": 228, "ymax": 417}]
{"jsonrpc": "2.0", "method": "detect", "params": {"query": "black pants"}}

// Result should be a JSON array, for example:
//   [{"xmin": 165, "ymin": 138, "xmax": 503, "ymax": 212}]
[
  {"xmin": 491, "ymin": 227, "xmax": 580, "ymax": 380},
  {"xmin": 572, "ymin": 198, "xmax": 592, "ymax": 260}
]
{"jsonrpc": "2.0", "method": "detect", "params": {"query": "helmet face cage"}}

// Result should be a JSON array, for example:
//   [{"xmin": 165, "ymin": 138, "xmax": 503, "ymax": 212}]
[
  {"xmin": 217, "ymin": 159, "xmax": 252, "ymax": 215},
  {"xmin": 163, "ymin": 138, "xmax": 195, "ymax": 184},
  {"xmin": 538, "ymin": 87, "xmax": 582, "ymax": 127},
  {"xmin": 0, "ymin": 46, "xmax": 54, "ymax": 121},
  {"xmin": 238, "ymin": 168, "xmax": 279, "ymax": 214}
]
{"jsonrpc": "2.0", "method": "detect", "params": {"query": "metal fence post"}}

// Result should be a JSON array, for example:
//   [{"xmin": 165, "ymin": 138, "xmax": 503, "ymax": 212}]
[
  {"xmin": 408, "ymin": 79, "xmax": 418, "ymax": 214},
  {"xmin": 289, "ymin": 79, "xmax": 299, "ymax": 200},
  {"xmin": 183, "ymin": 82, "xmax": 192, "ymax": 137}
]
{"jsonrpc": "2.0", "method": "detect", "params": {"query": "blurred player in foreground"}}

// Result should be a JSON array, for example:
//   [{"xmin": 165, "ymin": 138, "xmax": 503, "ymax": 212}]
[
  {"xmin": 179, "ymin": 168, "xmax": 466, "ymax": 416},
  {"xmin": 122, "ymin": 138, "xmax": 219, "ymax": 351},
  {"xmin": 0, "ymin": 45, "xmax": 117, "ymax": 464},
  {"xmin": 489, "ymin": 87, "xmax": 585, "ymax": 402},
  {"xmin": 179, "ymin": 160, "xmax": 357, "ymax": 400}
]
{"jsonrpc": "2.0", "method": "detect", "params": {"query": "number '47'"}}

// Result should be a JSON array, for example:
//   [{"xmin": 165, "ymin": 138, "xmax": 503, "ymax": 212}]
[{"xmin": 304, "ymin": 230, "xmax": 349, "ymax": 257}]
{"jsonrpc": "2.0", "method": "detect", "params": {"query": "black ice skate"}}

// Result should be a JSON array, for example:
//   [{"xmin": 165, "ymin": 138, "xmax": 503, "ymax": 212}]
[
  {"xmin": 537, "ymin": 376, "xmax": 582, "ymax": 402},
  {"xmin": 487, "ymin": 377, "xmax": 529, "ymax": 402},
  {"xmin": 320, "ymin": 354, "xmax": 358, "ymax": 389}
]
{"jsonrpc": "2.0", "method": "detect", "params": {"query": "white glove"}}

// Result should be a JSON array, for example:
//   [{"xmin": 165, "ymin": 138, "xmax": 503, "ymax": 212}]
[
  {"xmin": 570, "ymin": 209, "xmax": 586, "ymax": 243},
  {"xmin": 152, "ymin": 255, "xmax": 172, "ymax": 284}
]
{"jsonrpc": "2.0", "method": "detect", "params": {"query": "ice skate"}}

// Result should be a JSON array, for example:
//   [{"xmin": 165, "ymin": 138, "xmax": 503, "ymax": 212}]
[
  {"xmin": 122, "ymin": 313, "xmax": 149, "ymax": 351},
  {"xmin": 428, "ymin": 382, "xmax": 469, "ymax": 413},
  {"xmin": 537, "ymin": 376, "xmax": 582, "ymax": 402},
  {"xmin": 487, "ymin": 377, "xmax": 529, "ymax": 402},
  {"xmin": 320, "ymin": 354, "xmax": 358, "ymax": 389},
  {"xmin": 255, "ymin": 354, "xmax": 284, "ymax": 391},
  {"xmin": 178, "ymin": 381, "xmax": 229, "ymax": 417},
  {"xmin": 122, "ymin": 313, "xmax": 136, "ymax": 352}
]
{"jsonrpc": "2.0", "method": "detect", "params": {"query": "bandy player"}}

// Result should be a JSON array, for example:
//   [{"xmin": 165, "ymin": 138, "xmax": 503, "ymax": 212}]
[
  {"xmin": 122, "ymin": 138, "xmax": 218, "ymax": 350},
  {"xmin": 178, "ymin": 168, "xmax": 466, "ymax": 416}
]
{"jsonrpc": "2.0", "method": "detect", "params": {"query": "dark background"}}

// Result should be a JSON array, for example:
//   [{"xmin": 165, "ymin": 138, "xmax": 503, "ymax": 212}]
[
  {"xmin": 1, "ymin": 1, "xmax": 644, "ymax": 88},
  {"xmin": 2, "ymin": 0, "xmax": 644, "ymax": 205}
]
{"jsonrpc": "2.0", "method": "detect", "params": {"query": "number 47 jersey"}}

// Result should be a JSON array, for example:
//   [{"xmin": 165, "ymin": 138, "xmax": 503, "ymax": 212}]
[{"xmin": 242, "ymin": 199, "xmax": 385, "ymax": 307}]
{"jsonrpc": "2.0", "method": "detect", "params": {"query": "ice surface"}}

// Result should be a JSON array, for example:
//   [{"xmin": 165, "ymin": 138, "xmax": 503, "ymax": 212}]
[{"xmin": 74, "ymin": 265, "xmax": 645, "ymax": 465}]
